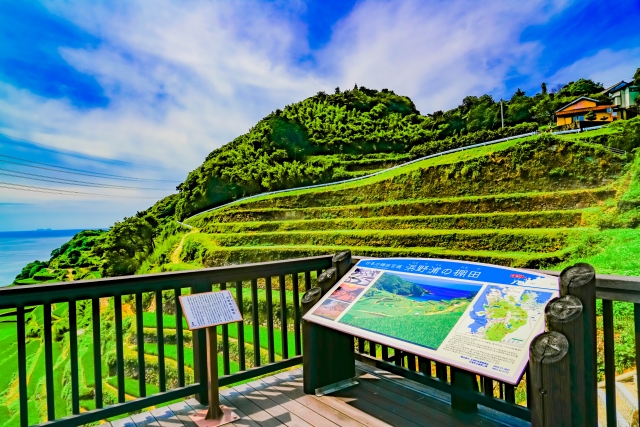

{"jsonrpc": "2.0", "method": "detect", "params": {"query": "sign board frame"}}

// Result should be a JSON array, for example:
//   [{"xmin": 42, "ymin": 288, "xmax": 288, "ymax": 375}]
[
  {"xmin": 179, "ymin": 290, "xmax": 242, "ymax": 331},
  {"xmin": 179, "ymin": 290, "xmax": 243, "ymax": 426},
  {"xmin": 303, "ymin": 258, "xmax": 558, "ymax": 385}
]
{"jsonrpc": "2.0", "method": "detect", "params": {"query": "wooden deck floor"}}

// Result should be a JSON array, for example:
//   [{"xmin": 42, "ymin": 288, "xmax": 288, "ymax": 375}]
[{"xmin": 98, "ymin": 362, "xmax": 529, "ymax": 427}]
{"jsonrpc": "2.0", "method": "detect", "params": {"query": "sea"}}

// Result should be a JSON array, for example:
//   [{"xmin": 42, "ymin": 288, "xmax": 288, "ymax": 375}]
[{"xmin": 0, "ymin": 229, "xmax": 84, "ymax": 287}]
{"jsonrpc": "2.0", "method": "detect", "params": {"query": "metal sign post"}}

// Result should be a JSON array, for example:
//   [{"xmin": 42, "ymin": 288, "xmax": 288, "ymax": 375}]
[{"xmin": 180, "ymin": 290, "xmax": 243, "ymax": 426}]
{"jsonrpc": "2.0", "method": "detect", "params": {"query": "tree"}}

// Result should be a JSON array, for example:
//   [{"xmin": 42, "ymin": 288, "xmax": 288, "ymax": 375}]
[
  {"xmin": 541, "ymin": 82, "xmax": 547, "ymax": 95},
  {"xmin": 634, "ymin": 67, "xmax": 640, "ymax": 86},
  {"xmin": 557, "ymin": 79, "xmax": 604, "ymax": 96},
  {"xmin": 585, "ymin": 110, "xmax": 597, "ymax": 121},
  {"xmin": 100, "ymin": 216, "xmax": 156, "ymax": 276},
  {"xmin": 532, "ymin": 96, "xmax": 554, "ymax": 125}
]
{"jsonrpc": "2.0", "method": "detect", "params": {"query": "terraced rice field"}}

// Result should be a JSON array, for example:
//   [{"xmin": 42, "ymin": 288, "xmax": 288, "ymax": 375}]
[
  {"xmin": 181, "ymin": 136, "xmax": 629, "ymax": 269},
  {"xmin": 0, "ymin": 290, "xmax": 298, "ymax": 427}
]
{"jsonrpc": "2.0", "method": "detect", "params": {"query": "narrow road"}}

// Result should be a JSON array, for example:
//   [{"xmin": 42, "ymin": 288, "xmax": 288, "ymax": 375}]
[{"xmin": 171, "ymin": 229, "xmax": 198, "ymax": 264}]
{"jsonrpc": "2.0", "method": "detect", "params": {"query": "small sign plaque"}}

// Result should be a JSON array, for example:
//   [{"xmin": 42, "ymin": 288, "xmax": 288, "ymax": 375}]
[{"xmin": 179, "ymin": 290, "xmax": 242, "ymax": 330}]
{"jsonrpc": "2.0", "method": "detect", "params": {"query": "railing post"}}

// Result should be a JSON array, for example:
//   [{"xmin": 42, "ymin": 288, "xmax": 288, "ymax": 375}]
[
  {"xmin": 302, "ymin": 287, "xmax": 322, "ymax": 394},
  {"xmin": 192, "ymin": 281, "xmax": 211, "ymax": 405},
  {"xmin": 530, "ymin": 262, "xmax": 597, "ymax": 426},
  {"xmin": 529, "ymin": 331, "xmax": 572, "ymax": 426},
  {"xmin": 332, "ymin": 250, "xmax": 351, "ymax": 280},
  {"xmin": 559, "ymin": 263, "xmax": 598, "ymax": 427}
]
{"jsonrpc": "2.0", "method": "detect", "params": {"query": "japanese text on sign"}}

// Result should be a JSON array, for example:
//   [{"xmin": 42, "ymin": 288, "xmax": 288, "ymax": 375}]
[{"xmin": 180, "ymin": 290, "xmax": 242, "ymax": 330}]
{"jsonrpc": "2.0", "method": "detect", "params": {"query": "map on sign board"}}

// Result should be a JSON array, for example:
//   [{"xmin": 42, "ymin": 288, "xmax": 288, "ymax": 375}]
[
  {"xmin": 302, "ymin": 258, "xmax": 557, "ymax": 384},
  {"xmin": 179, "ymin": 290, "xmax": 243, "ymax": 330}
]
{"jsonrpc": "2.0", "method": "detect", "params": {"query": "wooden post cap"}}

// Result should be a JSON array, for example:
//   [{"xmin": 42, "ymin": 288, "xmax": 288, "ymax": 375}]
[
  {"xmin": 302, "ymin": 287, "xmax": 322, "ymax": 305},
  {"xmin": 301, "ymin": 287, "xmax": 322, "ymax": 316},
  {"xmin": 332, "ymin": 250, "xmax": 351, "ymax": 263},
  {"xmin": 545, "ymin": 295, "xmax": 583, "ymax": 323},
  {"xmin": 332, "ymin": 251, "xmax": 352, "ymax": 280},
  {"xmin": 530, "ymin": 331, "xmax": 569, "ymax": 364},
  {"xmin": 318, "ymin": 267, "xmax": 338, "ymax": 295},
  {"xmin": 560, "ymin": 263, "xmax": 595, "ymax": 290}
]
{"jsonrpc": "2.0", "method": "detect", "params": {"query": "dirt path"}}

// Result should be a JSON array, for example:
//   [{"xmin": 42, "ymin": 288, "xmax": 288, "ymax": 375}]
[
  {"xmin": 170, "ymin": 229, "xmax": 198, "ymax": 264},
  {"xmin": 66, "ymin": 268, "xmax": 74, "ymax": 281}
]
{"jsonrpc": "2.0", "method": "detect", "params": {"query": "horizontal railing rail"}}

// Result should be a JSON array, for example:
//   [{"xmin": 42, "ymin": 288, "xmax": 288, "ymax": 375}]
[
  {"xmin": 0, "ymin": 255, "xmax": 333, "ymax": 427},
  {"xmin": 5, "ymin": 254, "xmax": 640, "ymax": 426}
]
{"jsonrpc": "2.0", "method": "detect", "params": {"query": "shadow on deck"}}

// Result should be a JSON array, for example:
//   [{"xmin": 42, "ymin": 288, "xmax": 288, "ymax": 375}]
[{"xmin": 99, "ymin": 362, "xmax": 528, "ymax": 427}]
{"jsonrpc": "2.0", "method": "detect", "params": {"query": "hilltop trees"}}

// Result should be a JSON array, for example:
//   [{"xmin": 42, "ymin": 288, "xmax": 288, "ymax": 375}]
[
  {"xmin": 100, "ymin": 216, "xmax": 156, "ymax": 276},
  {"xmin": 171, "ymin": 81, "xmax": 614, "ymax": 219}
]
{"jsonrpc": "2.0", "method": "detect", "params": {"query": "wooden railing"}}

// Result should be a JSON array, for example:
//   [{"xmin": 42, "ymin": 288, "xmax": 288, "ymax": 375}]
[
  {"xmin": 0, "ymin": 255, "xmax": 333, "ymax": 427},
  {"xmin": 2, "ymin": 255, "xmax": 640, "ymax": 426},
  {"xmin": 352, "ymin": 264, "xmax": 640, "ymax": 426}
]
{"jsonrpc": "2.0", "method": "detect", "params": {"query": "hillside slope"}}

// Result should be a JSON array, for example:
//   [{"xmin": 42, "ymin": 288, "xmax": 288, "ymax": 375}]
[{"xmin": 135, "ymin": 133, "xmax": 629, "ymax": 272}]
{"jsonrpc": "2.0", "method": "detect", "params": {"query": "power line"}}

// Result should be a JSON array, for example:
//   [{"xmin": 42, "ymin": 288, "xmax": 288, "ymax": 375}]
[
  {"xmin": 0, "ymin": 154, "xmax": 180, "ymax": 183},
  {"xmin": 0, "ymin": 182, "xmax": 159, "ymax": 199},
  {"xmin": 0, "ymin": 168, "xmax": 174, "ymax": 191},
  {"xmin": 0, "ymin": 131, "xmax": 137, "ymax": 167}
]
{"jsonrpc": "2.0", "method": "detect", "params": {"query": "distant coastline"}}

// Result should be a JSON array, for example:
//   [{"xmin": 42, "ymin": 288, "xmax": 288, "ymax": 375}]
[
  {"xmin": 0, "ymin": 229, "xmax": 91, "ymax": 287},
  {"xmin": 0, "ymin": 229, "xmax": 87, "ymax": 238}
]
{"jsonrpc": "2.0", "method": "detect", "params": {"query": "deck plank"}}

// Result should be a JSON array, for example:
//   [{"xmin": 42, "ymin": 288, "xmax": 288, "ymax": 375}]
[
  {"xmin": 273, "ymin": 372, "xmax": 393, "ymax": 427},
  {"xmin": 356, "ymin": 373, "xmax": 474, "ymax": 427},
  {"xmin": 220, "ymin": 386, "xmax": 286, "ymax": 427},
  {"xmin": 111, "ymin": 416, "xmax": 137, "ymax": 427},
  {"xmin": 182, "ymin": 397, "xmax": 245, "ymax": 427},
  {"xmin": 149, "ymin": 406, "xmax": 185, "ymax": 426},
  {"xmin": 357, "ymin": 364, "xmax": 529, "ymax": 427},
  {"xmin": 330, "ymin": 382, "xmax": 432, "ymax": 427},
  {"xmin": 258, "ymin": 375, "xmax": 367, "ymax": 427},
  {"xmin": 168, "ymin": 401, "xmax": 200, "ymax": 427},
  {"xmin": 90, "ymin": 362, "xmax": 530, "ymax": 427},
  {"xmin": 247, "ymin": 378, "xmax": 341, "ymax": 427},
  {"xmin": 219, "ymin": 395, "xmax": 262, "ymax": 427},
  {"xmin": 230, "ymin": 383, "xmax": 314, "ymax": 427}
]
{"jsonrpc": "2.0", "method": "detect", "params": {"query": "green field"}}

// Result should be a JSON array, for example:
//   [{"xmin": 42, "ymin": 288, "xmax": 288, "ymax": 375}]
[{"xmin": 339, "ymin": 284, "xmax": 473, "ymax": 349}]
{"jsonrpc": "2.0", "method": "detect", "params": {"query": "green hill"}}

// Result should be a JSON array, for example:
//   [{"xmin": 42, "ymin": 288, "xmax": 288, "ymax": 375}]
[{"xmin": 6, "ymin": 81, "xmax": 640, "ymax": 425}]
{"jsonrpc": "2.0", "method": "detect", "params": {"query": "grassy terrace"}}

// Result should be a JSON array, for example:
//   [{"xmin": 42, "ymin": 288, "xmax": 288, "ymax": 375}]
[
  {"xmin": 191, "ymin": 187, "xmax": 616, "ymax": 224},
  {"xmin": 190, "ymin": 228, "xmax": 585, "ymax": 252},
  {"xmin": 199, "ymin": 210, "xmax": 588, "ymax": 233},
  {"xmin": 188, "ymin": 138, "xmax": 529, "ymax": 219}
]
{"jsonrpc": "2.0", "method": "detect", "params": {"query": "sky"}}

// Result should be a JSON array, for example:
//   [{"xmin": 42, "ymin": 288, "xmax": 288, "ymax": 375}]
[{"xmin": 1, "ymin": 0, "xmax": 639, "ymax": 231}]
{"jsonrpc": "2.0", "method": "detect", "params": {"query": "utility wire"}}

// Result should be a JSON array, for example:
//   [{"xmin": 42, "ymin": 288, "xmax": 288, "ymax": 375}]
[
  {"xmin": 0, "ymin": 154, "xmax": 180, "ymax": 183},
  {"xmin": 0, "ymin": 168, "xmax": 174, "ymax": 191},
  {"xmin": 0, "ymin": 182, "xmax": 159, "ymax": 199}
]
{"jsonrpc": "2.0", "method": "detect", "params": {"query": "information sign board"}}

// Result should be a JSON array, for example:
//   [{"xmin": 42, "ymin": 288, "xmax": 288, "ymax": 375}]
[
  {"xmin": 179, "ymin": 290, "xmax": 242, "ymax": 330},
  {"xmin": 303, "ymin": 258, "xmax": 558, "ymax": 384}
]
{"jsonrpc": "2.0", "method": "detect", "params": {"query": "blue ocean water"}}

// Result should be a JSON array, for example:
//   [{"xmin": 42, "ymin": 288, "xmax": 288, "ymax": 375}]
[
  {"xmin": 0, "ymin": 229, "xmax": 83, "ymax": 287},
  {"xmin": 409, "ymin": 284, "xmax": 480, "ymax": 302}
]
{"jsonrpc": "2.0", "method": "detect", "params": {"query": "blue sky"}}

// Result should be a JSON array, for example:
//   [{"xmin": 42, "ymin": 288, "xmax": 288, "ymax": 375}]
[{"xmin": 1, "ymin": 0, "xmax": 639, "ymax": 231}]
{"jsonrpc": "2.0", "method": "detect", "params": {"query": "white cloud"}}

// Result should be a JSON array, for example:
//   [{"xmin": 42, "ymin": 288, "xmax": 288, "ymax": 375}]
[
  {"xmin": 319, "ymin": 0, "xmax": 569, "ymax": 113},
  {"xmin": 547, "ymin": 48, "xmax": 640, "ymax": 88},
  {"xmin": 0, "ymin": 0, "xmax": 579, "ymax": 224}
]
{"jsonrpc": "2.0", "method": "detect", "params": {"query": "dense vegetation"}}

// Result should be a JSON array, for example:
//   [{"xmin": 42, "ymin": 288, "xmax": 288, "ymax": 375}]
[
  {"xmin": 174, "ymin": 80, "xmax": 611, "ymax": 220},
  {"xmin": 8, "ymin": 74, "xmax": 640, "ymax": 424}
]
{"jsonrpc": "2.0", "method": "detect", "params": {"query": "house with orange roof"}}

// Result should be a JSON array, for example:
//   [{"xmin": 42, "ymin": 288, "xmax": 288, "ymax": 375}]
[{"xmin": 555, "ymin": 96, "xmax": 614, "ymax": 129}]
